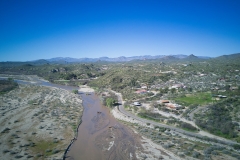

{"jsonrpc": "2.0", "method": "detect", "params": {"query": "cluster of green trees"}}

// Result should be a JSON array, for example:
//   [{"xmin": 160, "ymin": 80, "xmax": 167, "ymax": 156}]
[
  {"xmin": 105, "ymin": 98, "xmax": 116, "ymax": 108},
  {"xmin": 195, "ymin": 98, "xmax": 239, "ymax": 139},
  {"xmin": 128, "ymin": 78, "xmax": 140, "ymax": 87},
  {"xmin": 0, "ymin": 63, "xmax": 102, "ymax": 83},
  {"xmin": 72, "ymin": 89, "xmax": 78, "ymax": 94},
  {"xmin": 102, "ymin": 92, "xmax": 118, "ymax": 108},
  {"xmin": 138, "ymin": 112, "xmax": 165, "ymax": 122},
  {"xmin": 60, "ymin": 73, "xmax": 77, "ymax": 80},
  {"xmin": 179, "ymin": 122, "xmax": 197, "ymax": 131},
  {"xmin": 159, "ymin": 87, "xmax": 169, "ymax": 93}
]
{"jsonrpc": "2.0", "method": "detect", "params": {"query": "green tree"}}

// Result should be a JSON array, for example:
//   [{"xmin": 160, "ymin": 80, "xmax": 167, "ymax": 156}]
[
  {"xmin": 160, "ymin": 87, "xmax": 169, "ymax": 93},
  {"xmin": 170, "ymin": 88, "xmax": 176, "ymax": 94},
  {"xmin": 225, "ymin": 85, "xmax": 230, "ymax": 91},
  {"xmin": 8, "ymin": 77, "xmax": 14, "ymax": 81},
  {"xmin": 129, "ymin": 78, "xmax": 139, "ymax": 87},
  {"xmin": 106, "ymin": 98, "xmax": 116, "ymax": 108},
  {"xmin": 72, "ymin": 89, "xmax": 78, "ymax": 94},
  {"xmin": 188, "ymin": 87, "xmax": 193, "ymax": 92}
]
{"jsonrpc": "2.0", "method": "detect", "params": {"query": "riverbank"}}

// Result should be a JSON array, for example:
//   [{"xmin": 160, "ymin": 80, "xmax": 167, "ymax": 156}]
[
  {"xmin": 78, "ymin": 85, "xmax": 95, "ymax": 92},
  {"xmin": 0, "ymin": 84, "xmax": 83, "ymax": 160},
  {"xmin": 112, "ymin": 108, "xmax": 182, "ymax": 160}
]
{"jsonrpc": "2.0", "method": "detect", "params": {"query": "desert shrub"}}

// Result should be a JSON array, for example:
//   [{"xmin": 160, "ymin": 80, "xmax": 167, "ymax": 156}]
[
  {"xmin": 0, "ymin": 79, "xmax": 18, "ymax": 94},
  {"xmin": 192, "ymin": 151, "xmax": 200, "ymax": 158},
  {"xmin": 232, "ymin": 144, "xmax": 240, "ymax": 150},
  {"xmin": 3, "ymin": 149, "xmax": 10, "ymax": 153},
  {"xmin": 15, "ymin": 155, "xmax": 23, "ymax": 159},
  {"xmin": 72, "ymin": 89, "xmax": 78, "ymax": 94},
  {"xmin": 180, "ymin": 122, "xmax": 197, "ymax": 131},
  {"xmin": 52, "ymin": 149, "xmax": 60, "ymax": 154},
  {"xmin": 211, "ymin": 151, "xmax": 218, "ymax": 155}
]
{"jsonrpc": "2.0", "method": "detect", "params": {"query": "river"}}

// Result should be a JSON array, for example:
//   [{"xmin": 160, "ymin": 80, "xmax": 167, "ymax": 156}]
[
  {"xmin": 3, "ymin": 77, "xmax": 140, "ymax": 160},
  {"xmin": 65, "ymin": 92, "xmax": 138, "ymax": 160}
]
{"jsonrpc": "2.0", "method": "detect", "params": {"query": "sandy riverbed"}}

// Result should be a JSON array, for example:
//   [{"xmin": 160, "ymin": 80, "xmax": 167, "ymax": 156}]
[{"xmin": 78, "ymin": 85, "xmax": 95, "ymax": 92}]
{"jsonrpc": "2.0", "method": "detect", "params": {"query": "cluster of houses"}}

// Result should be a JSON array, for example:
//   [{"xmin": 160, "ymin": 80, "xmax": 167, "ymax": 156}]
[
  {"xmin": 134, "ymin": 83, "xmax": 149, "ymax": 94},
  {"xmin": 132, "ymin": 100, "xmax": 183, "ymax": 111},
  {"xmin": 134, "ymin": 83, "xmax": 187, "ymax": 95}
]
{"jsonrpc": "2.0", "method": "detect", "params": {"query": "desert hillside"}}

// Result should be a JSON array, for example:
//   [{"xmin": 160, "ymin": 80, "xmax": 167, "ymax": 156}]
[{"xmin": 0, "ymin": 84, "xmax": 83, "ymax": 159}]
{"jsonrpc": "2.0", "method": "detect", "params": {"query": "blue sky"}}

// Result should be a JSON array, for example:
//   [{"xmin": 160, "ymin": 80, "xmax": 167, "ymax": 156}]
[{"xmin": 0, "ymin": 0, "xmax": 240, "ymax": 61}]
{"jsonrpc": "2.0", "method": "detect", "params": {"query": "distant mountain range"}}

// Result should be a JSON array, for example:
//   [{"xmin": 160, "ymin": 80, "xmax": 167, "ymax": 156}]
[
  {"xmin": 1, "ymin": 53, "xmax": 240, "ymax": 67},
  {"xmin": 45, "ymin": 54, "xmax": 211, "ymax": 63}
]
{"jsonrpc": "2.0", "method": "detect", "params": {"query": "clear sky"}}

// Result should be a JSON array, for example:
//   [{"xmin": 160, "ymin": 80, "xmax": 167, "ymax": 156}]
[{"xmin": 0, "ymin": 0, "xmax": 240, "ymax": 61}]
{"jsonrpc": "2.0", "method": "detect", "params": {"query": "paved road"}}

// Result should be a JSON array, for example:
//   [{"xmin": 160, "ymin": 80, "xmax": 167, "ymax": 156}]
[{"xmin": 111, "ymin": 90, "xmax": 239, "ymax": 146}]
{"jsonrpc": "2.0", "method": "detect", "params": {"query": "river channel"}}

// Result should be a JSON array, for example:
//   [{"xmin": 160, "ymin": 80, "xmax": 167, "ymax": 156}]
[
  {"xmin": 4, "ymin": 77, "xmax": 140, "ymax": 160},
  {"xmin": 65, "ymin": 92, "xmax": 138, "ymax": 160}
]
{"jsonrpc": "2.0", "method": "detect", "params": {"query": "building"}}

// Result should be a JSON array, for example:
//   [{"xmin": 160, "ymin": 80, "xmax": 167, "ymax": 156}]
[
  {"xmin": 160, "ymin": 100, "xmax": 170, "ymax": 104},
  {"xmin": 231, "ymin": 86, "xmax": 238, "ymax": 90},
  {"xmin": 141, "ymin": 86, "xmax": 148, "ymax": 89},
  {"xmin": 133, "ymin": 102, "xmax": 141, "ymax": 106},
  {"xmin": 166, "ymin": 103, "xmax": 182, "ymax": 110},
  {"xmin": 135, "ymin": 89, "xmax": 147, "ymax": 94},
  {"xmin": 217, "ymin": 95, "xmax": 227, "ymax": 98},
  {"xmin": 171, "ymin": 84, "xmax": 183, "ymax": 89}
]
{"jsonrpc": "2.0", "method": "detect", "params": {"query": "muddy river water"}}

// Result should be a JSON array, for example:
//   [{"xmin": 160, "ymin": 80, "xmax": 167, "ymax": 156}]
[
  {"xmin": 66, "ymin": 93, "xmax": 139, "ymax": 160},
  {"xmin": 5, "ymin": 77, "xmax": 140, "ymax": 160}
]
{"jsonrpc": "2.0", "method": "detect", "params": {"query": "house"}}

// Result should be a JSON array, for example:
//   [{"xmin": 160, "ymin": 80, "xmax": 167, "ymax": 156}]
[
  {"xmin": 171, "ymin": 84, "xmax": 183, "ymax": 89},
  {"xmin": 231, "ymin": 86, "xmax": 238, "ymax": 90},
  {"xmin": 199, "ymin": 74, "xmax": 206, "ymax": 76},
  {"xmin": 141, "ymin": 86, "xmax": 148, "ymax": 89},
  {"xmin": 135, "ymin": 90, "xmax": 147, "ymax": 94},
  {"xmin": 160, "ymin": 100, "xmax": 170, "ymax": 104},
  {"xmin": 166, "ymin": 103, "xmax": 182, "ymax": 110},
  {"xmin": 218, "ymin": 90, "xmax": 226, "ymax": 93},
  {"xmin": 217, "ymin": 95, "xmax": 227, "ymax": 98}
]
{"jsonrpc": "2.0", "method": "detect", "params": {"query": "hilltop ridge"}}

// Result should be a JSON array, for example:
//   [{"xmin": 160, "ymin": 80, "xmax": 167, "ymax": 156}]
[{"xmin": 45, "ymin": 54, "xmax": 210, "ymax": 63}]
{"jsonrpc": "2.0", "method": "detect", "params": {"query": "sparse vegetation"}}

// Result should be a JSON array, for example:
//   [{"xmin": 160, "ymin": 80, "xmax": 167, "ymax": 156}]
[
  {"xmin": 1, "ymin": 53, "xmax": 240, "ymax": 159},
  {"xmin": 195, "ymin": 98, "xmax": 240, "ymax": 140},
  {"xmin": 0, "ymin": 84, "xmax": 83, "ymax": 159},
  {"xmin": 0, "ymin": 79, "xmax": 18, "ymax": 94},
  {"xmin": 29, "ymin": 138, "xmax": 59, "ymax": 157},
  {"xmin": 72, "ymin": 89, "xmax": 78, "ymax": 94}
]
